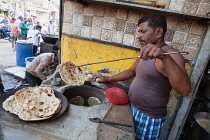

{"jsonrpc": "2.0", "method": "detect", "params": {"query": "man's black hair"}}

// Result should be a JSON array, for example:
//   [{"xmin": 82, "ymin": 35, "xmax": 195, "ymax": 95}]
[
  {"xmin": 36, "ymin": 25, "xmax": 42, "ymax": 29},
  {"xmin": 138, "ymin": 13, "xmax": 167, "ymax": 36}
]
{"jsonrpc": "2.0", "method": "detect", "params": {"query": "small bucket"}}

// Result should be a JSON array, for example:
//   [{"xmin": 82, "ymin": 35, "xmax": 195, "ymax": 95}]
[{"xmin": 25, "ymin": 57, "xmax": 36, "ymax": 67}]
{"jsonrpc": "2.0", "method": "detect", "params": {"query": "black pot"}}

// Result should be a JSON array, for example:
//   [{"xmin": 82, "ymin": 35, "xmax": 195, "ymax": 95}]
[
  {"xmin": 193, "ymin": 112, "xmax": 210, "ymax": 140},
  {"xmin": 41, "ymin": 34, "xmax": 58, "ymax": 45}
]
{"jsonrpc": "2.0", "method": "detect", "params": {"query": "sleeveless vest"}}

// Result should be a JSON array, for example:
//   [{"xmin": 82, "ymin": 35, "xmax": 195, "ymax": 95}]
[{"xmin": 128, "ymin": 44, "xmax": 172, "ymax": 118}]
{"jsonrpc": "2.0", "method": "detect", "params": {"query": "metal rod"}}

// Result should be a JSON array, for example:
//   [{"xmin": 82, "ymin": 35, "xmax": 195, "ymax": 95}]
[
  {"xmin": 66, "ymin": 51, "xmax": 189, "ymax": 68},
  {"xmin": 66, "ymin": 56, "xmax": 140, "ymax": 68}
]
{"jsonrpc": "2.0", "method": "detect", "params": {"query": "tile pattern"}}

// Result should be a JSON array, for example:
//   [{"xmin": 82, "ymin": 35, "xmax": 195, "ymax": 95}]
[
  {"xmin": 92, "ymin": 16, "xmax": 104, "ymax": 28},
  {"xmin": 183, "ymin": 2, "xmax": 199, "ymax": 14},
  {"xmin": 73, "ymin": 13, "xmax": 83, "ymax": 26},
  {"xmin": 71, "ymin": 24, "xmax": 81, "ymax": 36},
  {"xmin": 94, "ymin": 5, "xmax": 105, "ymax": 16},
  {"xmin": 125, "ymin": 22, "xmax": 137, "ymax": 35},
  {"xmin": 105, "ymin": 7, "xmax": 117, "ymax": 18},
  {"xmin": 62, "ymin": 23, "xmax": 72, "ymax": 34},
  {"xmin": 165, "ymin": 29, "xmax": 175, "ymax": 42},
  {"xmin": 186, "ymin": 34, "xmax": 200, "ymax": 48},
  {"xmin": 63, "ymin": 1, "xmax": 209, "ymax": 60},
  {"xmin": 103, "ymin": 18, "xmax": 115, "ymax": 30},
  {"xmin": 73, "ymin": 2, "xmax": 83, "ymax": 13},
  {"xmin": 197, "ymin": 3, "xmax": 210, "ymax": 16},
  {"xmin": 64, "ymin": 1, "xmax": 74, "ymax": 12},
  {"xmin": 172, "ymin": 31, "xmax": 188, "ymax": 45},
  {"xmin": 84, "ymin": 4, "xmax": 95, "ymax": 15},
  {"xmin": 166, "ymin": 16, "xmax": 179, "ymax": 30},
  {"xmin": 116, "ymin": 9, "xmax": 128, "ymax": 20},
  {"xmin": 177, "ymin": 18, "xmax": 192, "ymax": 33},
  {"xmin": 169, "ymin": 0, "xmax": 185, "ymax": 12},
  {"xmin": 112, "ymin": 31, "xmax": 124, "ymax": 43},
  {"xmin": 189, "ymin": 22, "xmax": 205, "ymax": 35},
  {"xmin": 81, "ymin": 26, "xmax": 91, "ymax": 38},
  {"xmin": 63, "ymin": 12, "xmax": 73, "ymax": 23},
  {"xmin": 123, "ymin": 34, "xmax": 135, "ymax": 46},
  {"xmin": 127, "ymin": 10, "xmax": 140, "ymax": 23},
  {"xmin": 101, "ymin": 29, "xmax": 112, "ymax": 41},
  {"xmin": 83, "ymin": 15, "xmax": 93, "ymax": 27},
  {"xmin": 91, "ymin": 28, "xmax": 102, "ymax": 39},
  {"xmin": 115, "ymin": 20, "xmax": 126, "ymax": 32}
]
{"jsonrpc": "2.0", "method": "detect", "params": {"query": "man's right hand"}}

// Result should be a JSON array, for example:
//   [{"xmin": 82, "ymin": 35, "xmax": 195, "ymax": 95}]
[{"xmin": 92, "ymin": 75, "xmax": 110, "ymax": 83}]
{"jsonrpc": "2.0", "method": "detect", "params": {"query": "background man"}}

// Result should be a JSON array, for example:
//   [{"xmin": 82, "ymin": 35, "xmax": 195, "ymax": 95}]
[
  {"xmin": 93, "ymin": 13, "xmax": 191, "ymax": 140},
  {"xmin": 19, "ymin": 18, "xmax": 29, "ymax": 40},
  {"xmin": 0, "ymin": 14, "xmax": 10, "ymax": 39},
  {"xmin": 48, "ymin": 20, "xmax": 54, "ymax": 34},
  {"xmin": 25, "ymin": 52, "xmax": 58, "ymax": 86},
  {"xmin": 8, "ymin": 18, "xmax": 19, "ymax": 51},
  {"xmin": 15, "ymin": 16, "xmax": 23, "ymax": 40},
  {"xmin": 31, "ymin": 25, "xmax": 46, "ymax": 56}
]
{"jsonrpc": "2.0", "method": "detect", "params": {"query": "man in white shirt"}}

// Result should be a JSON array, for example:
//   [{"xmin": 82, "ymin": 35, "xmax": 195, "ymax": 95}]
[
  {"xmin": 15, "ymin": 16, "xmax": 23, "ymax": 40},
  {"xmin": 32, "ymin": 25, "xmax": 46, "ymax": 56},
  {"xmin": 47, "ymin": 21, "xmax": 54, "ymax": 34}
]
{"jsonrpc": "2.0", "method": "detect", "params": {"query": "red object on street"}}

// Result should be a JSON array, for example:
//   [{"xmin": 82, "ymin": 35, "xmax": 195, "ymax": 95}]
[{"xmin": 105, "ymin": 87, "xmax": 129, "ymax": 105}]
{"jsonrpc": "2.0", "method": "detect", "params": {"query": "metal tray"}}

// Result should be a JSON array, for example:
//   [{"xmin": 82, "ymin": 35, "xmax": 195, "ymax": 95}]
[{"xmin": 0, "ymin": 88, "xmax": 68, "ymax": 124}]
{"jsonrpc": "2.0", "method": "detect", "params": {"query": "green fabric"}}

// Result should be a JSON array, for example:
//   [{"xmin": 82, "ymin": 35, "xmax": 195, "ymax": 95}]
[{"xmin": 19, "ymin": 22, "xmax": 28, "ymax": 34}]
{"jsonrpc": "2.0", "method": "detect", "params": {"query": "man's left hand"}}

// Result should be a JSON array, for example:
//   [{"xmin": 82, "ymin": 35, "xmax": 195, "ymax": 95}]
[{"xmin": 139, "ymin": 43, "xmax": 165, "ymax": 60}]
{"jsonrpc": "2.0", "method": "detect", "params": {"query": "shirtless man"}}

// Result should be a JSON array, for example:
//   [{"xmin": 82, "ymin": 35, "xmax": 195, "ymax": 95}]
[{"xmin": 93, "ymin": 13, "xmax": 191, "ymax": 139}]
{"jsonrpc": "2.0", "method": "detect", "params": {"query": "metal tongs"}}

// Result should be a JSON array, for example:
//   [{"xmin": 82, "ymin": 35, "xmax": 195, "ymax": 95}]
[
  {"xmin": 89, "ymin": 117, "xmax": 133, "ymax": 132},
  {"xmin": 66, "ymin": 51, "xmax": 189, "ymax": 68}
]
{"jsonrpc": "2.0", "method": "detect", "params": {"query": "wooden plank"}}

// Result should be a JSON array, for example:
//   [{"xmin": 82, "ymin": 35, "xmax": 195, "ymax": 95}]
[
  {"xmin": 167, "ymin": 25, "xmax": 210, "ymax": 139},
  {"xmin": 97, "ymin": 104, "xmax": 135, "ymax": 140}
]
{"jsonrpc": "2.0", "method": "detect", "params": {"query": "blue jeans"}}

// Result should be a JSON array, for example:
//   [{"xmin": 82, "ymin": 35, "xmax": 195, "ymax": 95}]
[
  {"xmin": 22, "ymin": 34, "xmax": 27, "ymax": 40},
  {"xmin": 2, "ymin": 27, "xmax": 8, "ymax": 38}
]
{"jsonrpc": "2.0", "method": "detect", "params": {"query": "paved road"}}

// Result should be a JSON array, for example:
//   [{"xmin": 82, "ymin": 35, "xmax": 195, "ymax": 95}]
[
  {"xmin": 0, "ymin": 39, "xmax": 19, "ymax": 90},
  {"xmin": 0, "ymin": 39, "xmax": 16, "ymax": 72}
]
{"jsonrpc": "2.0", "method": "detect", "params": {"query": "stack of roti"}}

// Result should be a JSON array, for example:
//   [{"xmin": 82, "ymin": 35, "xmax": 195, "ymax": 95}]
[
  {"xmin": 2, "ymin": 86, "xmax": 61, "ymax": 121},
  {"xmin": 60, "ymin": 62, "xmax": 93, "ymax": 86}
]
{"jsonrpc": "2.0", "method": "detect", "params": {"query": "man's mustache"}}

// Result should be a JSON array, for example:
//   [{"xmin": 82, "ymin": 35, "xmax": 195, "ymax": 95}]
[{"xmin": 138, "ymin": 39, "xmax": 145, "ymax": 42}]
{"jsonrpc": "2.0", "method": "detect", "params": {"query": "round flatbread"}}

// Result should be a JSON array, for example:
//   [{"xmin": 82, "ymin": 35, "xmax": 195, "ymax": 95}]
[
  {"xmin": 88, "ymin": 97, "xmax": 101, "ymax": 107},
  {"xmin": 27, "ymin": 92, "xmax": 61, "ymax": 117},
  {"xmin": 18, "ymin": 107, "xmax": 53, "ymax": 121},
  {"xmin": 68, "ymin": 96, "xmax": 84, "ymax": 106},
  {"xmin": 3, "ymin": 86, "xmax": 61, "ymax": 121},
  {"xmin": 60, "ymin": 62, "xmax": 93, "ymax": 86},
  {"xmin": 3, "ymin": 95, "xmax": 16, "ymax": 112}
]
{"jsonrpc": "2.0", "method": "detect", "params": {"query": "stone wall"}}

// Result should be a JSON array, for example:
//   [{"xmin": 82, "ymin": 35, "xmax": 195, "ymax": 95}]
[
  {"xmin": 63, "ymin": 0, "xmax": 209, "ymax": 61},
  {"xmin": 61, "ymin": 1, "xmax": 209, "ymax": 93}
]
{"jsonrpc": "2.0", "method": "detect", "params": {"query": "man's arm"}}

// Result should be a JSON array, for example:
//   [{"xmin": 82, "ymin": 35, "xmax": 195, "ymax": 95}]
[
  {"xmin": 140, "ymin": 43, "xmax": 191, "ymax": 96},
  {"xmin": 161, "ymin": 54, "xmax": 191, "ymax": 96},
  {"xmin": 93, "ymin": 58, "xmax": 140, "ymax": 82},
  {"xmin": 33, "ymin": 63, "xmax": 49, "ymax": 80}
]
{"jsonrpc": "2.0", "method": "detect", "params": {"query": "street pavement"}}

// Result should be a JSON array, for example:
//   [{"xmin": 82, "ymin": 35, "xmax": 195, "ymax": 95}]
[
  {"xmin": 0, "ymin": 39, "xmax": 16, "ymax": 72},
  {"xmin": 0, "ymin": 39, "xmax": 18, "ymax": 90}
]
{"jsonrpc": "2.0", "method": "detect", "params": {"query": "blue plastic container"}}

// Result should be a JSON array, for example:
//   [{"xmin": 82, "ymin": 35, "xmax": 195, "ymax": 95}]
[{"xmin": 16, "ymin": 40, "xmax": 33, "ymax": 67}]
